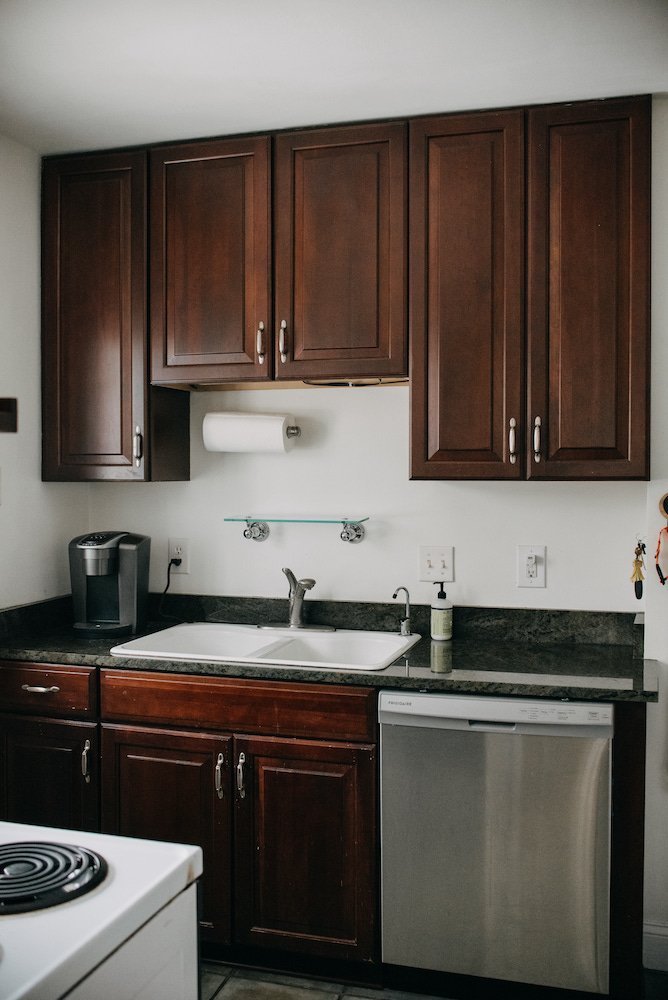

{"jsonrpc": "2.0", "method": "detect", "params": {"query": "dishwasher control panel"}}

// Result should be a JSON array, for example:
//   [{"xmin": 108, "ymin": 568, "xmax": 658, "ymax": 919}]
[{"xmin": 378, "ymin": 691, "xmax": 614, "ymax": 729}]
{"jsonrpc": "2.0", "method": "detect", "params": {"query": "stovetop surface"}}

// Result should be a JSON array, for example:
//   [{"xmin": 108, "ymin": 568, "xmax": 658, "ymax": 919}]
[{"xmin": 0, "ymin": 821, "xmax": 202, "ymax": 1000}]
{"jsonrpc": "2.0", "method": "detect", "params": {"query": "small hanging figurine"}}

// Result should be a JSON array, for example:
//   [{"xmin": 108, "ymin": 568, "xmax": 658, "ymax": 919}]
[{"xmin": 631, "ymin": 540, "xmax": 646, "ymax": 598}]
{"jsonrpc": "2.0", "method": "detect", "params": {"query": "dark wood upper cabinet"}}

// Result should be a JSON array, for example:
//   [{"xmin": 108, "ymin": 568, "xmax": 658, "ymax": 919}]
[
  {"xmin": 411, "ymin": 95, "xmax": 650, "ymax": 481},
  {"xmin": 150, "ymin": 136, "xmax": 272, "ymax": 384},
  {"xmin": 274, "ymin": 122, "xmax": 407, "ymax": 380},
  {"xmin": 527, "ymin": 96, "xmax": 650, "ymax": 479},
  {"xmin": 42, "ymin": 151, "xmax": 189, "ymax": 481},
  {"xmin": 410, "ymin": 110, "xmax": 524, "ymax": 479},
  {"xmin": 149, "ymin": 122, "xmax": 407, "ymax": 384}
]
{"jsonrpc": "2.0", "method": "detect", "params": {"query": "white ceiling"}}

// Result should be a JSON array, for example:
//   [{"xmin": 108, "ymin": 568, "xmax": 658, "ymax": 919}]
[{"xmin": 1, "ymin": 0, "xmax": 667, "ymax": 155}]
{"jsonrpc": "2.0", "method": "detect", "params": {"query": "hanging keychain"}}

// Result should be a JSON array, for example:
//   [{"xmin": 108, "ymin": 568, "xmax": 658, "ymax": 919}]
[
  {"xmin": 656, "ymin": 493, "xmax": 668, "ymax": 586},
  {"xmin": 631, "ymin": 540, "xmax": 646, "ymax": 598}
]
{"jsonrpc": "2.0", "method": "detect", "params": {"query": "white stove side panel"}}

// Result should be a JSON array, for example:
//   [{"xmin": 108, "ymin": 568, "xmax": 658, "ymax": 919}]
[{"xmin": 63, "ymin": 885, "xmax": 199, "ymax": 1000}]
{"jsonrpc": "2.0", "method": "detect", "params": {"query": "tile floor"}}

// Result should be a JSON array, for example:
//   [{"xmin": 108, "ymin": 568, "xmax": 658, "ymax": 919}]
[{"xmin": 202, "ymin": 963, "xmax": 668, "ymax": 1000}]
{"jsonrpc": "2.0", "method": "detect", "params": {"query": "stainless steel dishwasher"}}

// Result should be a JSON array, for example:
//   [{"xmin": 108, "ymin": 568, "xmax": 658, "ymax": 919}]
[{"xmin": 379, "ymin": 691, "xmax": 613, "ymax": 994}]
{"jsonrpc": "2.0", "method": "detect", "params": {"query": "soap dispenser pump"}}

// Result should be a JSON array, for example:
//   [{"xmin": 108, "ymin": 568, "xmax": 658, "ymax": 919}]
[{"xmin": 431, "ymin": 582, "xmax": 453, "ymax": 641}]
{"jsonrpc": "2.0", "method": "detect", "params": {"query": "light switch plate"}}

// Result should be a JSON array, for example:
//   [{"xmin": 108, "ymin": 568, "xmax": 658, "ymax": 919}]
[
  {"xmin": 419, "ymin": 545, "xmax": 454, "ymax": 582},
  {"xmin": 517, "ymin": 545, "xmax": 546, "ymax": 588}
]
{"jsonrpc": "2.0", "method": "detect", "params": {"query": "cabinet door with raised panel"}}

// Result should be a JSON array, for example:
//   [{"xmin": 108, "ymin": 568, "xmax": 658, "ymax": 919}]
[
  {"xmin": 410, "ymin": 110, "xmax": 524, "ymax": 479},
  {"xmin": 527, "ymin": 96, "xmax": 650, "ymax": 479},
  {"xmin": 274, "ymin": 122, "xmax": 407, "ymax": 380},
  {"xmin": 42, "ymin": 151, "xmax": 189, "ymax": 481},
  {"xmin": 150, "ymin": 136, "xmax": 271, "ymax": 384},
  {"xmin": 101, "ymin": 724, "xmax": 232, "ymax": 944},
  {"xmin": 0, "ymin": 716, "xmax": 99, "ymax": 832},
  {"xmin": 233, "ymin": 734, "xmax": 377, "ymax": 962}
]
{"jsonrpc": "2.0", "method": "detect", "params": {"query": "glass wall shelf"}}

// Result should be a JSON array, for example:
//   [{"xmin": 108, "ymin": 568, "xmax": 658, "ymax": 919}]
[{"xmin": 224, "ymin": 516, "xmax": 369, "ymax": 543}]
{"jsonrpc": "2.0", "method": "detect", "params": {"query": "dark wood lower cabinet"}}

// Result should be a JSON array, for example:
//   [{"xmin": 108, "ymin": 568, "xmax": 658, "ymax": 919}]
[
  {"xmin": 0, "ymin": 716, "xmax": 98, "ymax": 832},
  {"xmin": 99, "ymin": 720, "xmax": 377, "ymax": 961},
  {"xmin": 100, "ymin": 724, "xmax": 232, "ymax": 943},
  {"xmin": 234, "ymin": 734, "xmax": 376, "ymax": 962}
]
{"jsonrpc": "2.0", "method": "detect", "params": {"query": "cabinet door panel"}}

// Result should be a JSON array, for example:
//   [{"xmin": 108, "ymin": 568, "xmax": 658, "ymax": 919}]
[
  {"xmin": 1, "ymin": 717, "xmax": 98, "ymax": 832},
  {"xmin": 151, "ymin": 137, "xmax": 271, "ymax": 383},
  {"xmin": 42, "ymin": 152, "xmax": 148, "ymax": 480},
  {"xmin": 275, "ymin": 123, "xmax": 406, "ymax": 379},
  {"xmin": 101, "ymin": 725, "xmax": 231, "ymax": 944},
  {"xmin": 410, "ymin": 111, "xmax": 524, "ymax": 478},
  {"xmin": 234, "ymin": 735, "xmax": 376, "ymax": 962},
  {"xmin": 527, "ymin": 96, "xmax": 650, "ymax": 479}
]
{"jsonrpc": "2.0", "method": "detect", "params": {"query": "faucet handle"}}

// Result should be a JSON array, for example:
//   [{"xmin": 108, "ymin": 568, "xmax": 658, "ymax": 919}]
[{"xmin": 299, "ymin": 578, "xmax": 316, "ymax": 591}]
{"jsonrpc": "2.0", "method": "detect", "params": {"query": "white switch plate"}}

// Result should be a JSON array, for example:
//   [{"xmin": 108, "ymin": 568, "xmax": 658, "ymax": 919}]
[
  {"xmin": 517, "ymin": 545, "xmax": 546, "ymax": 588},
  {"xmin": 419, "ymin": 545, "xmax": 454, "ymax": 582}
]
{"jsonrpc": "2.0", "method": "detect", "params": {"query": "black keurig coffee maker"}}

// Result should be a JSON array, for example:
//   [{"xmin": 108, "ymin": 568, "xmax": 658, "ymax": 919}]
[{"xmin": 69, "ymin": 532, "xmax": 150, "ymax": 637}]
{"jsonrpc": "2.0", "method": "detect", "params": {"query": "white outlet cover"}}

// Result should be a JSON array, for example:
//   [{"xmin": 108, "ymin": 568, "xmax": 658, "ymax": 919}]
[{"xmin": 517, "ymin": 545, "xmax": 546, "ymax": 588}]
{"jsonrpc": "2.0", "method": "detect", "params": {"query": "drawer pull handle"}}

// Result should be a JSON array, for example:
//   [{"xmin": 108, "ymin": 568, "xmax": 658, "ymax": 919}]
[
  {"xmin": 81, "ymin": 739, "xmax": 91, "ymax": 783},
  {"xmin": 21, "ymin": 684, "xmax": 60, "ymax": 694},
  {"xmin": 236, "ymin": 751, "xmax": 246, "ymax": 799},
  {"xmin": 508, "ymin": 417, "xmax": 517, "ymax": 465},
  {"xmin": 215, "ymin": 752, "xmax": 225, "ymax": 800},
  {"xmin": 278, "ymin": 320, "xmax": 288, "ymax": 363},
  {"xmin": 533, "ymin": 416, "xmax": 542, "ymax": 463}
]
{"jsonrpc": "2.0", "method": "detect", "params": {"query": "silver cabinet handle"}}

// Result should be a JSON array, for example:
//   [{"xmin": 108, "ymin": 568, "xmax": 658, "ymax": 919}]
[
  {"xmin": 236, "ymin": 751, "xmax": 246, "ymax": 799},
  {"xmin": 256, "ymin": 321, "xmax": 266, "ymax": 365},
  {"xmin": 133, "ymin": 426, "xmax": 143, "ymax": 467},
  {"xmin": 533, "ymin": 416, "xmax": 542, "ymax": 463},
  {"xmin": 21, "ymin": 684, "xmax": 60, "ymax": 694},
  {"xmin": 81, "ymin": 739, "xmax": 91, "ymax": 783},
  {"xmin": 215, "ymin": 752, "xmax": 225, "ymax": 800},
  {"xmin": 508, "ymin": 417, "xmax": 517, "ymax": 465},
  {"xmin": 278, "ymin": 320, "xmax": 288, "ymax": 363}
]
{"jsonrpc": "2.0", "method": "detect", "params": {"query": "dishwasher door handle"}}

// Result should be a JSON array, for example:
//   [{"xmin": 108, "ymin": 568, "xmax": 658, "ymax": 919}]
[{"xmin": 467, "ymin": 719, "xmax": 517, "ymax": 732}]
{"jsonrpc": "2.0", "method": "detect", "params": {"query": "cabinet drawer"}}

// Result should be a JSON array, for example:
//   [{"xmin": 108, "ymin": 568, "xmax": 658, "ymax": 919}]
[
  {"xmin": 0, "ymin": 661, "xmax": 97, "ymax": 717},
  {"xmin": 101, "ymin": 670, "xmax": 377, "ymax": 741}
]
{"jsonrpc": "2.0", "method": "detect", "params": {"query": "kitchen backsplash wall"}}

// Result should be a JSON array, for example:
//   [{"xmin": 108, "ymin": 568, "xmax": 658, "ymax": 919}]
[{"xmin": 90, "ymin": 385, "xmax": 646, "ymax": 613}]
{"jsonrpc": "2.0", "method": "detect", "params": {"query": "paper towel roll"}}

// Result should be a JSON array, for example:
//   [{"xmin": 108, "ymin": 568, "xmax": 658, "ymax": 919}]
[{"xmin": 202, "ymin": 412, "xmax": 299, "ymax": 453}]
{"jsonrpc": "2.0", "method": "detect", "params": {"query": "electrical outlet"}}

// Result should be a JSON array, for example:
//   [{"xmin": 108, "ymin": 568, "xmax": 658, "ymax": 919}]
[
  {"xmin": 168, "ymin": 537, "xmax": 190, "ymax": 574},
  {"xmin": 419, "ymin": 545, "xmax": 454, "ymax": 582},
  {"xmin": 517, "ymin": 545, "xmax": 546, "ymax": 588}
]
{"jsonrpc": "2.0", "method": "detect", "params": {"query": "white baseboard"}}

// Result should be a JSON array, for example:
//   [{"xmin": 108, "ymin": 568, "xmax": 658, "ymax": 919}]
[{"xmin": 644, "ymin": 922, "xmax": 668, "ymax": 971}]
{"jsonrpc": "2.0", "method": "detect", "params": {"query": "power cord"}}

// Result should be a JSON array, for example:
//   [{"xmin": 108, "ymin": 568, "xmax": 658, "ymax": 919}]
[{"xmin": 157, "ymin": 557, "xmax": 182, "ymax": 620}]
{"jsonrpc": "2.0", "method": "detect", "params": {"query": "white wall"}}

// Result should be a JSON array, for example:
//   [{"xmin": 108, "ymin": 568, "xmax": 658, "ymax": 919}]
[
  {"xmin": 90, "ymin": 387, "xmax": 646, "ymax": 611},
  {"xmin": 640, "ymin": 95, "xmax": 668, "ymax": 970},
  {"xmin": 0, "ymin": 133, "xmax": 88, "ymax": 609}
]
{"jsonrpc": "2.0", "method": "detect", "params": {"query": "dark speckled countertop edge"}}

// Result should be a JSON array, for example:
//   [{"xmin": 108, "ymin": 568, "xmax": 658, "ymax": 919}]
[
  {"xmin": 0, "ymin": 630, "xmax": 657, "ymax": 702},
  {"xmin": 0, "ymin": 597, "xmax": 655, "ymax": 702}
]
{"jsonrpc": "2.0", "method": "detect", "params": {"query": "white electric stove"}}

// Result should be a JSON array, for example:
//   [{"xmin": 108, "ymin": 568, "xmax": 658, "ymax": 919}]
[{"xmin": 0, "ymin": 821, "xmax": 203, "ymax": 1000}]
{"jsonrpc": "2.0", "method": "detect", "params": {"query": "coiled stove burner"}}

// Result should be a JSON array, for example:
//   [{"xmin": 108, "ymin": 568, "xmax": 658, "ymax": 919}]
[{"xmin": 0, "ymin": 841, "xmax": 108, "ymax": 913}]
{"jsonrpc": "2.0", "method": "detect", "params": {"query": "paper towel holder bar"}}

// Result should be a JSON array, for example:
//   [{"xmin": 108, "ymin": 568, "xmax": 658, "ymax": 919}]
[
  {"xmin": 225, "ymin": 516, "xmax": 368, "ymax": 544},
  {"xmin": 286, "ymin": 425, "xmax": 301, "ymax": 439}
]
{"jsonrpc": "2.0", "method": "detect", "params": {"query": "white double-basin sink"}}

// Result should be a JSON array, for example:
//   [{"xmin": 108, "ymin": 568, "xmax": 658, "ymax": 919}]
[{"xmin": 111, "ymin": 622, "xmax": 420, "ymax": 672}]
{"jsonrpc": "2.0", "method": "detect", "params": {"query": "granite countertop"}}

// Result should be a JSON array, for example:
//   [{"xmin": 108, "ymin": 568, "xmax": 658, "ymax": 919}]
[{"xmin": 0, "ymin": 616, "xmax": 657, "ymax": 702}]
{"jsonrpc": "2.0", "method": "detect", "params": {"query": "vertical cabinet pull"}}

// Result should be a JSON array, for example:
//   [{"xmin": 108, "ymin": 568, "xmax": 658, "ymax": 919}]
[
  {"xmin": 508, "ymin": 417, "xmax": 517, "ymax": 465},
  {"xmin": 533, "ymin": 416, "xmax": 542, "ymax": 463},
  {"xmin": 256, "ymin": 322, "xmax": 266, "ymax": 365},
  {"xmin": 133, "ymin": 426, "xmax": 143, "ymax": 467},
  {"xmin": 236, "ymin": 751, "xmax": 246, "ymax": 799},
  {"xmin": 215, "ymin": 752, "xmax": 225, "ymax": 800},
  {"xmin": 278, "ymin": 320, "xmax": 288, "ymax": 363},
  {"xmin": 81, "ymin": 739, "xmax": 91, "ymax": 784}
]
